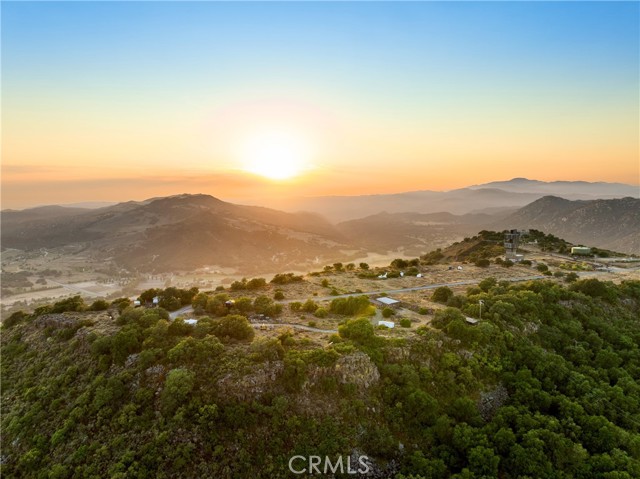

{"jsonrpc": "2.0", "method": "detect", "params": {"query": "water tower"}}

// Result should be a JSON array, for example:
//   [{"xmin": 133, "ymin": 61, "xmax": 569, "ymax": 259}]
[{"xmin": 504, "ymin": 229, "xmax": 521, "ymax": 260}]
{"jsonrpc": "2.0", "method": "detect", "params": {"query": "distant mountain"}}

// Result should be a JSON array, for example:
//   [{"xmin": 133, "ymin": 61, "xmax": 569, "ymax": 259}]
[
  {"xmin": 498, "ymin": 196, "xmax": 640, "ymax": 254},
  {"xmin": 336, "ymin": 211, "xmax": 501, "ymax": 255},
  {"xmin": 267, "ymin": 178, "xmax": 637, "ymax": 222},
  {"xmin": 470, "ymin": 177, "xmax": 639, "ymax": 197},
  {"xmin": 1, "ymin": 194, "xmax": 353, "ymax": 273},
  {"xmin": 269, "ymin": 188, "xmax": 543, "ymax": 222}
]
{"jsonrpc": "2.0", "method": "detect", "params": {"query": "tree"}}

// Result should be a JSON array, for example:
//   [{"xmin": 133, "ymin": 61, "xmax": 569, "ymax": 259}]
[
  {"xmin": 247, "ymin": 277, "xmax": 267, "ymax": 290},
  {"xmin": 161, "ymin": 369, "xmax": 195, "ymax": 415},
  {"xmin": 253, "ymin": 295, "xmax": 282, "ymax": 316},
  {"xmin": 571, "ymin": 278, "xmax": 616, "ymax": 301},
  {"xmin": 111, "ymin": 329, "xmax": 141, "ymax": 364},
  {"xmin": 432, "ymin": 286, "xmax": 454, "ymax": 304},
  {"xmin": 168, "ymin": 336, "xmax": 223, "ymax": 364},
  {"xmin": 283, "ymin": 357, "xmax": 307, "ymax": 392},
  {"xmin": 214, "ymin": 315, "xmax": 254, "ymax": 341},
  {"xmin": 89, "ymin": 299, "xmax": 109, "ymax": 311},
  {"xmin": 475, "ymin": 258, "xmax": 491, "ymax": 268},
  {"xmin": 338, "ymin": 317, "xmax": 375, "ymax": 344},
  {"xmin": 479, "ymin": 277, "xmax": 497, "ymax": 292},
  {"xmin": 273, "ymin": 290, "xmax": 285, "ymax": 301},
  {"xmin": 330, "ymin": 296, "xmax": 370, "ymax": 315},
  {"xmin": 391, "ymin": 258, "xmax": 409, "ymax": 269},
  {"xmin": 302, "ymin": 299, "xmax": 319, "ymax": 313},
  {"xmin": 359, "ymin": 263, "xmax": 370, "ymax": 270}
]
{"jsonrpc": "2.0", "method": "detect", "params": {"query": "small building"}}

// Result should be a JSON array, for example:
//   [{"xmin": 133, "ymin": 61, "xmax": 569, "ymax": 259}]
[
  {"xmin": 184, "ymin": 319, "xmax": 198, "ymax": 325},
  {"xmin": 133, "ymin": 300, "xmax": 141, "ymax": 307},
  {"xmin": 152, "ymin": 296, "xmax": 160, "ymax": 305},
  {"xmin": 465, "ymin": 317, "xmax": 479, "ymax": 325},
  {"xmin": 375, "ymin": 297, "xmax": 400, "ymax": 307},
  {"xmin": 571, "ymin": 247, "xmax": 592, "ymax": 255},
  {"xmin": 378, "ymin": 320, "xmax": 395, "ymax": 329}
]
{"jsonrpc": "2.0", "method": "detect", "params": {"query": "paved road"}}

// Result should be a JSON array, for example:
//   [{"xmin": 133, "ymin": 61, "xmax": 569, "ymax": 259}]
[
  {"xmin": 169, "ymin": 305, "xmax": 194, "ymax": 320},
  {"xmin": 169, "ymin": 274, "xmax": 550, "ymax": 321},
  {"xmin": 252, "ymin": 323, "xmax": 338, "ymax": 334},
  {"xmin": 285, "ymin": 275, "xmax": 550, "ymax": 303},
  {"xmin": 47, "ymin": 280, "xmax": 102, "ymax": 298}
]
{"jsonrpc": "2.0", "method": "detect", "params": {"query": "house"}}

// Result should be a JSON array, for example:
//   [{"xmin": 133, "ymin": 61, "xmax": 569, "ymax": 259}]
[
  {"xmin": 375, "ymin": 297, "xmax": 400, "ymax": 307},
  {"xmin": 378, "ymin": 320, "xmax": 395, "ymax": 329},
  {"xmin": 184, "ymin": 319, "xmax": 198, "ymax": 325},
  {"xmin": 133, "ymin": 300, "xmax": 141, "ymax": 307},
  {"xmin": 571, "ymin": 247, "xmax": 592, "ymax": 255},
  {"xmin": 152, "ymin": 296, "xmax": 160, "ymax": 305},
  {"xmin": 465, "ymin": 317, "xmax": 479, "ymax": 325}
]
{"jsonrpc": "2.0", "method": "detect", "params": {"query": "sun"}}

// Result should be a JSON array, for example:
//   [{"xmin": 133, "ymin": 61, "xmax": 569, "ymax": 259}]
[{"xmin": 240, "ymin": 129, "xmax": 310, "ymax": 180}]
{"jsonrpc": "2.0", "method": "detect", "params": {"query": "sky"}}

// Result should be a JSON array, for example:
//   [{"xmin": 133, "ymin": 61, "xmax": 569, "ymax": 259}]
[{"xmin": 2, "ymin": 1, "xmax": 639, "ymax": 209}]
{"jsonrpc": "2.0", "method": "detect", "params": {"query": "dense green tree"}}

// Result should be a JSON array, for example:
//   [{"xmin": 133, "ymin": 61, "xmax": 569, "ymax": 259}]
[
  {"xmin": 214, "ymin": 315, "xmax": 255, "ymax": 342},
  {"xmin": 432, "ymin": 286, "xmax": 454, "ymax": 304}
]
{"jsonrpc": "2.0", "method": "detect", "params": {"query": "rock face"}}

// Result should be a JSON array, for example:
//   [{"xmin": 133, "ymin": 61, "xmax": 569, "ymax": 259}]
[
  {"xmin": 217, "ymin": 361, "xmax": 285, "ymax": 401},
  {"xmin": 34, "ymin": 314, "xmax": 77, "ymax": 329},
  {"xmin": 306, "ymin": 351, "xmax": 380, "ymax": 392},
  {"xmin": 333, "ymin": 352, "xmax": 380, "ymax": 389},
  {"xmin": 217, "ymin": 352, "xmax": 381, "ymax": 401},
  {"xmin": 478, "ymin": 384, "xmax": 509, "ymax": 421}
]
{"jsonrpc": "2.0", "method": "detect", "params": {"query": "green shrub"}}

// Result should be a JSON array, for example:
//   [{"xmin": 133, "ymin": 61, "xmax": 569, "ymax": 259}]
[
  {"xmin": 314, "ymin": 307, "xmax": 328, "ymax": 318},
  {"xmin": 432, "ymin": 286, "xmax": 454, "ymax": 303}
]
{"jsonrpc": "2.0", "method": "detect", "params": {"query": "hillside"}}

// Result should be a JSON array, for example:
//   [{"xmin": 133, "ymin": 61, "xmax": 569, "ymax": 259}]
[
  {"xmin": 2, "ymin": 274, "xmax": 639, "ymax": 477},
  {"xmin": 336, "ymin": 211, "xmax": 500, "ymax": 255},
  {"xmin": 499, "ymin": 196, "xmax": 640, "ymax": 255},
  {"xmin": 1, "ymin": 194, "xmax": 353, "ymax": 273}
]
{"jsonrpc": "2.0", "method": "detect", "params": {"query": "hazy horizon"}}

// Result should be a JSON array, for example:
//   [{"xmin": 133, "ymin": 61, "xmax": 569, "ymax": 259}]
[{"xmin": 2, "ymin": 2, "xmax": 639, "ymax": 210}]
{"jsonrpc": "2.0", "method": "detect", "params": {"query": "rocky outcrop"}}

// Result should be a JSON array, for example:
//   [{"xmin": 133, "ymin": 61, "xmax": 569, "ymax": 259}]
[
  {"xmin": 217, "ymin": 361, "xmax": 284, "ymax": 401},
  {"xmin": 34, "ymin": 314, "xmax": 77, "ymax": 329},
  {"xmin": 216, "ymin": 351, "xmax": 381, "ymax": 401},
  {"xmin": 478, "ymin": 383, "xmax": 509, "ymax": 421},
  {"xmin": 333, "ymin": 352, "xmax": 380, "ymax": 388},
  {"xmin": 306, "ymin": 351, "xmax": 380, "ymax": 392}
]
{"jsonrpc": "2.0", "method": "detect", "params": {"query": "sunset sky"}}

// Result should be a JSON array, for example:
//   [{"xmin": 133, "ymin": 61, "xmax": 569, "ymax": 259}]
[{"xmin": 2, "ymin": 1, "xmax": 638, "ymax": 209}]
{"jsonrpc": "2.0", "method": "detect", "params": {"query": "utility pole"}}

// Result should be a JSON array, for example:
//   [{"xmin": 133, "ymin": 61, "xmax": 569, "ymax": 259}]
[{"xmin": 479, "ymin": 300, "xmax": 484, "ymax": 320}]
